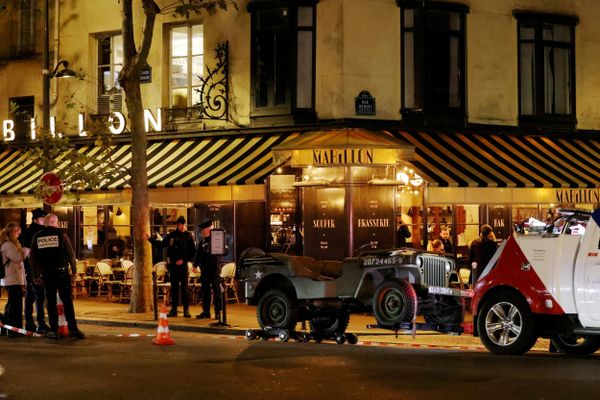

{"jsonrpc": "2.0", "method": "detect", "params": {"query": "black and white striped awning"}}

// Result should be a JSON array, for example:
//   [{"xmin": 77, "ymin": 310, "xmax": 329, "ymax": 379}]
[
  {"xmin": 391, "ymin": 130, "xmax": 600, "ymax": 188},
  {"xmin": 0, "ymin": 133, "xmax": 293, "ymax": 194}
]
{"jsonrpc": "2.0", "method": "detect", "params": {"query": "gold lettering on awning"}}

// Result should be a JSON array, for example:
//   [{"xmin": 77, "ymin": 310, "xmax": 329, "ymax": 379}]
[
  {"xmin": 312, "ymin": 148, "xmax": 374, "ymax": 165},
  {"xmin": 556, "ymin": 189, "xmax": 600, "ymax": 204}
]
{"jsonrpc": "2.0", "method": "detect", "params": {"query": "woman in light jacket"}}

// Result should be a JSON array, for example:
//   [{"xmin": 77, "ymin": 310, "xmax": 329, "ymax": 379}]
[{"xmin": 1, "ymin": 222, "xmax": 29, "ymax": 335}]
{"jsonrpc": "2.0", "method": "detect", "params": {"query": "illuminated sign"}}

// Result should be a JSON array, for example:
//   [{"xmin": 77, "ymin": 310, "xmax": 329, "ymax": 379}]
[
  {"xmin": 556, "ymin": 189, "xmax": 600, "ymax": 204},
  {"xmin": 2, "ymin": 108, "xmax": 162, "ymax": 141},
  {"xmin": 356, "ymin": 218, "xmax": 390, "ymax": 228},
  {"xmin": 312, "ymin": 148, "xmax": 374, "ymax": 165}
]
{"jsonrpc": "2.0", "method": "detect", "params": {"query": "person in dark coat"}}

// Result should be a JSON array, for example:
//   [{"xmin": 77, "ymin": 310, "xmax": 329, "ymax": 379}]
[
  {"xmin": 30, "ymin": 214, "xmax": 85, "ymax": 339},
  {"xmin": 162, "ymin": 216, "xmax": 195, "ymax": 318},
  {"xmin": 468, "ymin": 224, "xmax": 498, "ymax": 283},
  {"xmin": 22, "ymin": 208, "xmax": 50, "ymax": 333},
  {"xmin": 396, "ymin": 217, "xmax": 412, "ymax": 247},
  {"xmin": 195, "ymin": 220, "xmax": 221, "ymax": 319}
]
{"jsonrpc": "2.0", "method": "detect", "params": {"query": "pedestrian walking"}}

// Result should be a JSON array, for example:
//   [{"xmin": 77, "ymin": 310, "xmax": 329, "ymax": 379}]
[
  {"xmin": 1, "ymin": 222, "xmax": 29, "ymax": 337},
  {"xmin": 163, "ymin": 216, "xmax": 195, "ymax": 318},
  {"xmin": 468, "ymin": 224, "xmax": 498, "ymax": 283},
  {"xmin": 30, "ymin": 214, "xmax": 85, "ymax": 339},
  {"xmin": 22, "ymin": 208, "xmax": 50, "ymax": 334},
  {"xmin": 195, "ymin": 220, "xmax": 221, "ymax": 319}
]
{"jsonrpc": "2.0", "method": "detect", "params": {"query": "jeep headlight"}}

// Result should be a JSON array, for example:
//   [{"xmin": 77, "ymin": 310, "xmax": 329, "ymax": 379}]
[
  {"xmin": 416, "ymin": 256, "xmax": 422, "ymax": 267},
  {"xmin": 445, "ymin": 261, "xmax": 452, "ymax": 273}
]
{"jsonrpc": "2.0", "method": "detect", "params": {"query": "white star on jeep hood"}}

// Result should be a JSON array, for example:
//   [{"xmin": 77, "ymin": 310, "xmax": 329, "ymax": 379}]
[{"xmin": 254, "ymin": 270, "xmax": 263, "ymax": 279}]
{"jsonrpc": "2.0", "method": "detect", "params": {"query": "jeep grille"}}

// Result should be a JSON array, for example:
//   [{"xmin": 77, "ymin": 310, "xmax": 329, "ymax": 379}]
[{"xmin": 420, "ymin": 256, "xmax": 449, "ymax": 287}]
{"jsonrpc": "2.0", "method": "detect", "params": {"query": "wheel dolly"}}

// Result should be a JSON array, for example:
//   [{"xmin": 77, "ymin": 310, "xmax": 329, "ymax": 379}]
[{"xmin": 245, "ymin": 326, "xmax": 359, "ymax": 345}]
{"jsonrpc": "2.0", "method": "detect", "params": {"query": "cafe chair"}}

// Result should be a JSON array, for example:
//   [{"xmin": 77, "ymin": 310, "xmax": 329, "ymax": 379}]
[
  {"xmin": 119, "ymin": 263, "xmax": 134, "ymax": 303},
  {"xmin": 100, "ymin": 258, "xmax": 114, "ymax": 267},
  {"xmin": 95, "ymin": 261, "xmax": 121, "ymax": 301},
  {"xmin": 188, "ymin": 262, "xmax": 201, "ymax": 304},
  {"xmin": 72, "ymin": 260, "xmax": 89, "ymax": 298},
  {"xmin": 219, "ymin": 262, "xmax": 239, "ymax": 303},
  {"xmin": 153, "ymin": 262, "xmax": 170, "ymax": 304}
]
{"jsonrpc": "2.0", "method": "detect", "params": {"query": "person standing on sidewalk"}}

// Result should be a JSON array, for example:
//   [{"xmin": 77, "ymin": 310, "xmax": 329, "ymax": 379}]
[
  {"xmin": 163, "ymin": 216, "xmax": 195, "ymax": 318},
  {"xmin": 30, "ymin": 214, "xmax": 85, "ymax": 339},
  {"xmin": 195, "ymin": 220, "xmax": 221, "ymax": 320},
  {"xmin": 1, "ymin": 222, "xmax": 29, "ymax": 337},
  {"xmin": 22, "ymin": 208, "xmax": 50, "ymax": 334}
]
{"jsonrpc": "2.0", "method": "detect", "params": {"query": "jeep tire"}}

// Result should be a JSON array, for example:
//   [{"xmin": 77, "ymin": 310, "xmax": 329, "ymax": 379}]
[
  {"xmin": 257, "ymin": 289, "xmax": 297, "ymax": 331},
  {"xmin": 372, "ymin": 279, "xmax": 417, "ymax": 327}
]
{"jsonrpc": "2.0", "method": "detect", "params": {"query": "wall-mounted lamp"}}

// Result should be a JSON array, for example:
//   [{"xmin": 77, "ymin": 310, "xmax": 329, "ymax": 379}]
[
  {"xmin": 116, "ymin": 207, "xmax": 123, "ymax": 216},
  {"xmin": 49, "ymin": 60, "xmax": 77, "ymax": 79}
]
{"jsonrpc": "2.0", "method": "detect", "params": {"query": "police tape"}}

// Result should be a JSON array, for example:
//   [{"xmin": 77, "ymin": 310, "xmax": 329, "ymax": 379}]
[
  {"xmin": 0, "ymin": 322, "xmax": 43, "ymax": 337},
  {"xmin": 0, "ymin": 322, "xmax": 155, "ymax": 338}
]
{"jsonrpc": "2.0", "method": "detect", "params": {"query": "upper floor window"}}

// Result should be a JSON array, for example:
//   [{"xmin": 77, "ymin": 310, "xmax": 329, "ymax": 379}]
[
  {"xmin": 400, "ymin": 1, "xmax": 468, "ymax": 126},
  {"xmin": 97, "ymin": 33, "xmax": 123, "ymax": 114},
  {"xmin": 169, "ymin": 24, "xmax": 204, "ymax": 111},
  {"xmin": 14, "ymin": 0, "xmax": 35, "ymax": 55},
  {"xmin": 249, "ymin": 1, "xmax": 316, "ymax": 122},
  {"xmin": 515, "ymin": 12, "xmax": 577, "ymax": 129}
]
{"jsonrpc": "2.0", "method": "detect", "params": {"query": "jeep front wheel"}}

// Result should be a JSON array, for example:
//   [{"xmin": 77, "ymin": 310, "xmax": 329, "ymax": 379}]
[
  {"xmin": 257, "ymin": 289, "xmax": 297, "ymax": 331},
  {"xmin": 477, "ymin": 291, "xmax": 537, "ymax": 355},
  {"xmin": 372, "ymin": 280, "xmax": 416, "ymax": 327}
]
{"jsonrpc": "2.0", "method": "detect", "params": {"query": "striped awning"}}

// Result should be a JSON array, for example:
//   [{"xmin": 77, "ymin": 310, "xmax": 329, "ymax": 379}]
[
  {"xmin": 391, "ymin": 130, "xmax": 600, "ymax": 188},
  {"xmin": 0, "ymin": 133, "xmax": 293, "ymax": 194}
]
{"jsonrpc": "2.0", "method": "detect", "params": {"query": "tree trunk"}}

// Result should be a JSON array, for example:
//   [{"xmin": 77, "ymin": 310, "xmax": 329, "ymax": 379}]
[{"xmin": 123, "ymin": 81, "xmax": 153, "ymax": 313}]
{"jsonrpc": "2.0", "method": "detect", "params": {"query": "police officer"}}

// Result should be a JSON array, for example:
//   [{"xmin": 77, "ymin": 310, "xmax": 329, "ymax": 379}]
[
  {"xmin": 195, "ymin": 220, "xmax": 221, "ymax": 319},
  {"xmin": 22, "ymin": 208, "xmax": 50, "ymax": 334},
  {"xmin": 30, "ymin": 214, "xmax": 85, "ymax": 339},
  {"xmin": 163, "ymin": 216, "xmax": 195, "ymax": 318}
]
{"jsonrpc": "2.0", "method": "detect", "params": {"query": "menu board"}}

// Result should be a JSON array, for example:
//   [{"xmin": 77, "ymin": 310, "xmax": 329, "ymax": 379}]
[
  {"xmin": 352, "ymin": 186, "xmax": 395, "ymax": 252},
  {"xmin": 303, "ymin": 187, "xmax": 347, "ymax": 260}
]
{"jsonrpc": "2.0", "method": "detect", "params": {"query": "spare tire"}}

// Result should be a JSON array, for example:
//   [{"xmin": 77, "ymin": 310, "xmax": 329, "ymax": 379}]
[{"xmin": 236, "ymin": 247, "xmax": 267, "ymax": 278}]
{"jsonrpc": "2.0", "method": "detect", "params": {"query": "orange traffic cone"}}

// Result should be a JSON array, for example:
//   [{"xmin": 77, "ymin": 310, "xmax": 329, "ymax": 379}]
[
  {"xmin": 152, "ymin": 303, "xmax": 175, "ymax": 345},
  {"xmin": 57, "ymin": 292, "xmax": 69, "ymax": 337}
]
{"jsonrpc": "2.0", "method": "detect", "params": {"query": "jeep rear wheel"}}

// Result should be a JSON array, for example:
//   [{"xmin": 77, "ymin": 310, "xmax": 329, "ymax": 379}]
[
  {"xmin": 372, "ymin": 280, "xmax": 417, "ymax": 327},
  {"xmin": 550, "ymin": 334, "xmax": 600, "ymax": 355},
  {"xmin": 309, "ymin": 309, "xmax": 350, "ymax": 337},
  {"xmin": 477, "ymin": 291, "xmax": 537, "ymax": 355},
  {"xmin": 257, "ymin": 289, "xmax": 297, "ymax": 331}
]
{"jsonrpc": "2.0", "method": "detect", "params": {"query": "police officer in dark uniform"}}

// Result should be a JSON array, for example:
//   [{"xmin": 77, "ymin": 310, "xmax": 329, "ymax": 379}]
[
  {"xmin": 30, "ymin": 214, "xmax": 85, "ymax": 339},
  {"xmin": 163, "ymin": 216, "xmax": 195, "ymax": 318},
  {"xmin": 195, "ymin": 220, "xmax": 221, "ymax": 319},
  {"xmin": 22, "ymin": 208, "xmax": 50, "ymax": 333}
]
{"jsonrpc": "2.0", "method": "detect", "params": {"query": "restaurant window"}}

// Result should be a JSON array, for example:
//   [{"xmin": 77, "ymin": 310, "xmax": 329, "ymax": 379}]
[
  {"xmin": 169, "ymin": 24, "xmax": 204, "ymax": 116},
  {"xmin": 79, "ymin": 206, "xmax": 131, "ymax": 261},
  {"xmin": 400, "ymin": 1, "xmax": 468, "ymax": 126},
  {"xmin": 249, "ymin": 0, "xmax": 316, "ymax": 122},
  {"xmin": 515, "ymin": 12, "xmax": 577, "ymax": 129},
  {"xmin": 97, "ymin": 33, "xmax": 123, "ymax": 115},
  {"xmin": 454, "ymin": 205, "xmax": 481, "ymax": 262}
]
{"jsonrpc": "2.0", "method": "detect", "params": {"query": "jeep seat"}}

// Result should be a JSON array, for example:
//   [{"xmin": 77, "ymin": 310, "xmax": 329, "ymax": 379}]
[{"xmin": 284, "ymin": 256, "xmax": 343, "ymax": 280}]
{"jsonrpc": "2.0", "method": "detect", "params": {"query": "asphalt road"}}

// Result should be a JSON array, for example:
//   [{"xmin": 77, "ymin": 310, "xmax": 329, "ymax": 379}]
[{"xmin": 1, "ymin": 326, "xmax": 600, "ymax": 400}]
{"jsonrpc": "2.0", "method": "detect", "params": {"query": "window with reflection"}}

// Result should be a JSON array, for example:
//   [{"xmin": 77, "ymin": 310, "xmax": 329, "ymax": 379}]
[
  {"xmin": 169, "ymin": 24, "xmax": 204, "ymax": 113},
  {"xmin": 515, "ymin": 12, "xmax": 577, "ymax": 129},
  {"xmin": 97, "ymin": 33, "xmax": 123, "ymax": 114}
]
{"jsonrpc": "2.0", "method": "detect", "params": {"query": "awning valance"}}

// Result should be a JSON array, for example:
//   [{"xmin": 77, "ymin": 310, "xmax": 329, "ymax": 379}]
[
  {"xmin": 272, "ymin": 128, "xmax": 414, "ymax": 167},
  {"xmin": 0, "ymin": 133, "xmax": 291, "ymax": 195},
  {"xmin": 391, "ymin": 130, "xmax": 600, "ymax": 188}
]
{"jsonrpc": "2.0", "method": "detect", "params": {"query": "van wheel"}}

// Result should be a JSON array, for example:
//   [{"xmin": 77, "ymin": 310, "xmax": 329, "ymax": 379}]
[
  {"xmin": 550, "ymin": 335, "xmax": 600, "ymax": 355},
  {"xmin": 372, "ymin": 280, "xmax": 416, "ymax": 327},
  {"xmin": 477, "ymin": 291, "xmax": 537, "ymax": 355}
]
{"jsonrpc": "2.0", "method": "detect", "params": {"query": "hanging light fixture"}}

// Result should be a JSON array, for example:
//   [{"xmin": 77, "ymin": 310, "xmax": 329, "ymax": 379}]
[{"xmin": 116, "ymin": 207, "xmax": 123, "ymax": 216}]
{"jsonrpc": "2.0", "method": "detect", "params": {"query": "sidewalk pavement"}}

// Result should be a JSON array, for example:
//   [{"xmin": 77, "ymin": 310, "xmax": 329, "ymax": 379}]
[{"xmin": 1, "ymin": 297, "xmax": 551, "ymax": 352}]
